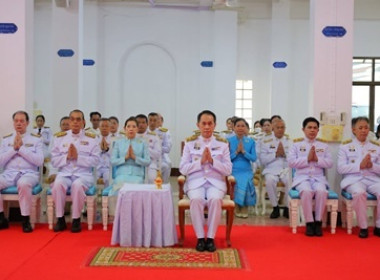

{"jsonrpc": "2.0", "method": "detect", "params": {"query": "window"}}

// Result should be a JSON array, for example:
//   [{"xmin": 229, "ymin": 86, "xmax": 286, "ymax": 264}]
[
  {"xmin": 235, "ymin": 80, "xmax": 253, "ymax": 129},
  {"xmin": 352, "ymin": 57, "xmax": 380, "ymax": 130}
]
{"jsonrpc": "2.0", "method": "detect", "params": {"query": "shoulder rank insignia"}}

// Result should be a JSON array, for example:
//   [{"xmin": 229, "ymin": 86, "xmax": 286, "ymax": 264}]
[
  {"xmin": 33, "ymin": 126, "xmax": 37, "ymax": 129},
  {"xmin": 44, "ymin": 126, "xmax": 50, "ymax": 128},
  {"xmin": 85, "ymin": 132, "xmax": 96, "ymax": 139},
  {"xmin": 119, "ymin": 131, "xmax": 125, "ymax": 135},
  {"xmin": 213, "ymin": 131, "xmax": 220, "ymax": 135},
  {"xmin": 284, "ymin": 133, "xmax": 290, "ymax": 139},
  {"xmin": 370, "ymin": 139, "xmax": 380, "ymax": 146},
  {"xmin": 159, "ymin": 127, "xmax": 168, "ymax": 132},
  {"xmin": 193, "ymin": 130, "xmax": 201, "ymax": 135},
  {"xmin": 3, "ymin": 133, "xmax": 13, "ymax": 139},
  {"xmin": 263, "ymin": 138, "xmax": 273, "ymax": 143},
  {"xmin": 341, "ymin": 138, "xmax": 352, "ymax": 145},
  {"xmin": 293, "ymin": 137, "xmax": 304, "ymax": 143},
  {"xmin": 147, "ymin": 131, "xmax": 156, "ymax": 136},
  {"xmin": 54, "ymin": 131, "xmax": 67, "ymax": 137},
  {"xmin": 316, "ymin": 137, "xmax": 327, "ymax": 143},
  {"xmin": 31, "ymin": 133, "xmax": 41, "ymax": 138},
  {"xmin": 215, "ymin": 135, "xmax": 228, "ymax": 143},
  {"xmin": 221, "ymin": 130, "xmax": 231, "ymax": 134},
  {"xmin": 186, "ymin": 134, "xmax": 198, "ymax": 142}
]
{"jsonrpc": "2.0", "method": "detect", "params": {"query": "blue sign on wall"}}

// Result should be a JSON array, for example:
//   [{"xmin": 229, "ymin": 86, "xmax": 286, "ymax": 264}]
[
  {"xmin": 57, "ymin": 49, "xmax": 75, "ymax": 57},
  {"xmin": 273, "ymin": 62, "xmax": 287, "ymax": 68},
  {"xmin": 201, "ymin": 61, "xmax": 213, "ymax": 67},
  {"xmin": 322, "ymin": 26, "xmax": 346, "ymax": 37},
  {"xmin": 83, "ymin": 59, "xmax": 95, "ymax": 66},
  {"xmin": 0, "ymin": 23, "xmax": 18, "ymax": 34}
]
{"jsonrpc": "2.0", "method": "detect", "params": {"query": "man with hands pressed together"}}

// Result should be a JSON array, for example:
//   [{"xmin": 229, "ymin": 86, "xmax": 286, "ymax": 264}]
[
  {"xmin": 288, "ymin": 117, "xmax": 332, "ymax": 237},
  {"xmin": 0, "ymin": 111, "xmax": 44, "ymax": 232},
  {"xmin": 337, "ymin": 117, "xmax": 380, "ymax": 238},
  {"xmin": 179, "ymin": 110, "xmax": 232, "ymax": 252},
  {"xmin": 50, "ymin": 109, "xmax": 100, "ymax": 233}
]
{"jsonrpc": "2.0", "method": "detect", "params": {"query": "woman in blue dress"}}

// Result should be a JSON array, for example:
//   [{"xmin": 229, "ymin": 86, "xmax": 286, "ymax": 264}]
[
  {"xmin": 228, "ymin": 118, "xmax": 257, "ymax": 218},
  {"xmin": 108, "ymin": 117, "xmax": 150, "ymax": 212}
]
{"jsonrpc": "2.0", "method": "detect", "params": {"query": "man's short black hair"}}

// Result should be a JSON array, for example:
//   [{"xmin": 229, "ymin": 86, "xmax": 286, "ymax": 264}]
[
  {"xmin": 302, "ymin": 117, "xmax": 320, "ymax": 128},
  {"xmin": 60, "ymin": 116, "xmax": 69, "ymax": 124},
  {"xmin": 136, "ymin": 114, "xmax": 148, "ymax": 122},
  {"xmin": 109, "ymin": 116, "xmax": 119, "ymax": 124},
  {"xmin": 90, "ymin": 111, "xmax": 101, "ymax": 119},
  {"xmin": 70, "ymin": 109, "xmax": 85, "ymax": 120},
  {"xmin": 35, "ymin": 114, "xmax": 45, "ymax": 122},
  {"xmin": 197, "ymin": 110, "xmax": 216, "ymax": 123},
  {"xmin": 13, "ymin": 110, "xmax": 29, "ymax": 122},
  {"xmin": 352, "ymin": 116, "xmax": 369, "ymax": 128}
]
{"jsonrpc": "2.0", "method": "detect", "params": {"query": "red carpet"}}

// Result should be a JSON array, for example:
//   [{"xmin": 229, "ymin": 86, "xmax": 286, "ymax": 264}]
[{"xmin": 0, "ymin": 223, "xmax": 377, "ymax": 280}]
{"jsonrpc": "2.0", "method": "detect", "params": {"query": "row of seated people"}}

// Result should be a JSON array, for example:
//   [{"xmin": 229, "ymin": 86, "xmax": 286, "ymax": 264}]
[{"xmin": 0, "ymin": 110, "xmax": 379, "ymax": 247}]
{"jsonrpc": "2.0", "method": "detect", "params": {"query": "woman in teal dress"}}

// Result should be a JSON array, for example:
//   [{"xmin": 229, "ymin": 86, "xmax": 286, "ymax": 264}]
[
  {"xmin": 228, "ymin": 118, "xmax": 257, "ymax": 218},
  {"xmin": 109, "ymin": 117, "xmax": 150, "ymax": 198}
]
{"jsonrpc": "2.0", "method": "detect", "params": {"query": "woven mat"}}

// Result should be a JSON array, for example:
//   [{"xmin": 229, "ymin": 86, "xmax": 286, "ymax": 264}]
[{"xmin": 88, "ymin": 247, "xmax": 242, "ymax": 269}]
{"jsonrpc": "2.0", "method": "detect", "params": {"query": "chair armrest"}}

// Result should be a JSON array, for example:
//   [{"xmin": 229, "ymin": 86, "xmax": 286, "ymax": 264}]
[
  {"xmin": 178, "ymin": 175, "xmax": 186, "ymax": 199},
  {"xmin": 227, "ymin": 175, "xmax": 236, "ymax": 200}
]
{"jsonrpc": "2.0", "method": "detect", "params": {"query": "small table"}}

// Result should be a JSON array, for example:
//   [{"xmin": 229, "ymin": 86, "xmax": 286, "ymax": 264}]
[{"xmin": 111, "ymin": 183, "xmax": 178, "ymax": 247}]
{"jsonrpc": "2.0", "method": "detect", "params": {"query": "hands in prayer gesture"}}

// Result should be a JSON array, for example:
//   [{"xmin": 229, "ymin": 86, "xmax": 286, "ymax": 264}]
[
  {"xmin": 125, "ymin": 145, "xmax": 136, "ymax": 160},
  {"xmin": 307, "ymin": 146, "xmax": 318, "ymax": 163},
  {"xmin": 67, "ymin": 144, "xmax": 78, "ymax": 160},
  {"xmin": 201, "ymin": 147, "xmax": 213, "ymax": 165},
  {"xmin": 276, "ymin": 141, "xmax": 285, "ymax": 158},
  {"xmin": 100, "ymin": 137, "xmax": 109, "ymax": 152},
  {"xmin": 236, "ymin": 140, "xmax": 245, "ymax": 155},
  {"xmin": 13, "ymin": 132, "xmax": 23, "ymax": 151},
  {"xmin": 360, "ymin": 153, "xmax": 373, "ymax": 169}
]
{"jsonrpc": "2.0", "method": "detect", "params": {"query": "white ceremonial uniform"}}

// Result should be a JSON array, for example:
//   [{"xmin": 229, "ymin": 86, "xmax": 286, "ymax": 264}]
[
  {"xmin": 85, "ymin": 127, "xmax": 100, "ymax": 136},
  {"xmin": 288, "ymin": 137, "xmax": 333, "ymax": 223},
  {"xmin": 150, "ymin": 127, "xmax": 172, "ymax": 183},
  {"xmin": 337, "ymin": 138, "xmax": 380, "ymax": 229},
  {"xmin": 220, "ymin": 130, "xmax": 235, "ymax": 140},
  {"xmin": 179, "ymin": 135, "xmax": 232, "ymax": 239},
  {"xmin": 97, "ymin": 135, "xmax": 112, "ymax": 187},
  {"xmin": 260, "ymin": 133, "xmax": 292, "ymax": 206},
  {"xmin": 33, "ymin": 126, "xmax": 53, "ymax": 158},
  {"xmin": 137, "ymin": 131, "xmax": 162, "ymax": 183},
  {"xmin": 0, "ymin": 132, "xmax": 44, "ymax": 216},
  {"xmin": 51, "ymin": 130, "xmax": 100, "ymax": 219}
]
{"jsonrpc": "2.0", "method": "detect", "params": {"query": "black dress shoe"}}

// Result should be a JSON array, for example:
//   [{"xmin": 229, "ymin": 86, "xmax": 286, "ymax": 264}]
[
  {"xmin": 22, "ymin": 216, "xmax": 33, "ymax": 233},
  {"xmin": 205, "ymin": 238, "xmax": 216, "ymax": 252},
  {"xmin": 71, "ymin": 218, "xmax": 82, "ymax": 233},
  {"xmin": 314, "ymin": 221, "xmax": 323, "ymax": 237},
  {"xmin": 359, "ymin": 228, "xmax": 369, "ymax": 238},
  {"xmin": 270, "ymin": 206, "xmax": 280, "ymax": 219},
  {"xmin": 195, "ymin": 238, "xmax": 206, "ymax": 252},
  {"xmin": 283, "ymin": 207, "xmax": 289, "ymax": 219},
  {"xmin": 53, "ymin": 217, "xmax": 67, "ymax": 232},
  {"xmin": 305, "ymin": 222, "xmax": 315, "ymax": 237},
  {"xmin": 374, "ymin": 227, "xmax": 380, "ymax": 237},
  {"xmin": 0, "ymin": 212, "xmax": 9, "ymax": 230}
]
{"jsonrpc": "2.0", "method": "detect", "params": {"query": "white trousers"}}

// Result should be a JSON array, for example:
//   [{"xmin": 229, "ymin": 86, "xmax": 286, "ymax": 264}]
[
  {"xmin": 296, "ymin": 180, "xmax": 327, "ymax": 223},
  {"xmin": 187, "ymin": 183, "xmax": 225, "ymax": 239},
  {"xmin": 51, "ymin": 175, "xmax": 92, "ymax": 219},
  {"xmin": 346, "ymin": 179, "xmax": 380, "ymax": 229},
  {"xmin": 264, "ymin": 173, "xmax": 291, "ymax": 207}
]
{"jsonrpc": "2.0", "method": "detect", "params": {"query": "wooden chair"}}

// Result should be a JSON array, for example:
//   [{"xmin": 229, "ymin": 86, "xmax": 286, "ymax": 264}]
[
  {"xmin": 288, "ymin": 188, "xmax": 338, "ymax": 234},
  {"xmin": 177, "ymin": 175, "xmax": 236, "ymax": 246},
  {"xmin": 1, "ymin": 184, "xmax": 43, "ymax": 229},
  {"xmin": 341, "ymin": 189, "xmax": 377, "ymax": 234}
]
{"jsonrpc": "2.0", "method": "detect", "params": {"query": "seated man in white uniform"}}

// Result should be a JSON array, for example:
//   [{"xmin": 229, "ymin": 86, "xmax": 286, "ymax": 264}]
[
  {"xmin": 0, "ymin": 111, "xmax": 44, "ymax": 232},
  {"xmin": 179, "ymin": 110, "xmax": 232, "ymax": 252},
  {"xmin": 50, "ymin": 109, "xmax": 100, "ymax": 233},
  {"xmin": 97, "ymin": 118, "xmax": 112, "ymax": 187}
]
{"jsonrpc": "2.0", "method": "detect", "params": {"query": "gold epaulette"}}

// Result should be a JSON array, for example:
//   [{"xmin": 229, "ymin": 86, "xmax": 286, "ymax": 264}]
[
  {"xmin": 221, "ymin": 130, "xmax": 232, "ymax": 134},
  {"xmin": 213, "ymin": 131, "xmax": 220, "ymax": 135},
  {"xmin": 54, "ymin": 131, "xmax": 67, "ymax": 138},
  {"xmin": 31, "ymin": 133, "xmax": 41, "ymax": 138},
  {"xmin": 370, "ymin": 139, "xmax": 380, "ymax": 146},
  {"xmin": 249, "ymin": 132, "xmax": 258, "ymax": 135},
  {"xmin": 186, "ymin": 135, "xmax": 198, "ymax": 142},
  {"xmin": 85, "ymin": 132, "xmax": 96, "ymax": 139},
  {"xmin": 193, "ymin": 129, "xmax": 200, "ymax": 135},
  {"xmin": 119, "ymin": 131, "xmax": 125, "ymax": 135},
  {"xmin": 33, "ymin": 126, "xmax": 37, "ymax": 129},
  {"xmin": 3, "ymin": 133, "xmax": 13, "ymax": 139},
  {"xmin": 159, "ymin": 127, "xmax": 168, "ymax": 132},
  {"xmin": 85, "ymin": 127, "xmax": 91, "ymax": 131},
  {"xmin": 44, "ymin": 126, "xmax": 50, "ymax": 128},
  {"xmin": 284, "ymin": 133, "xmax": 290, "ymax": 139},
  {"xmin": 215, "ymin": 135, "xmax": 228, "ymax": 143},
  {"xmin": 293, "ymin": 137, "xmax": 304, "ymax": 143},
  {"xmin": 147, "ymin": 131, "xmax": 157, "ymax": 136},
  {"xmin": 265, "ymin": 132, "xmax": 272, "ymax": 136},
  {"xmin": 316, "ymin": 137, "xmax": 327, "ymax": 143},
  {"xmin": 341, "ymin": 138, "xmax": 352, "ymax": 145}
]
